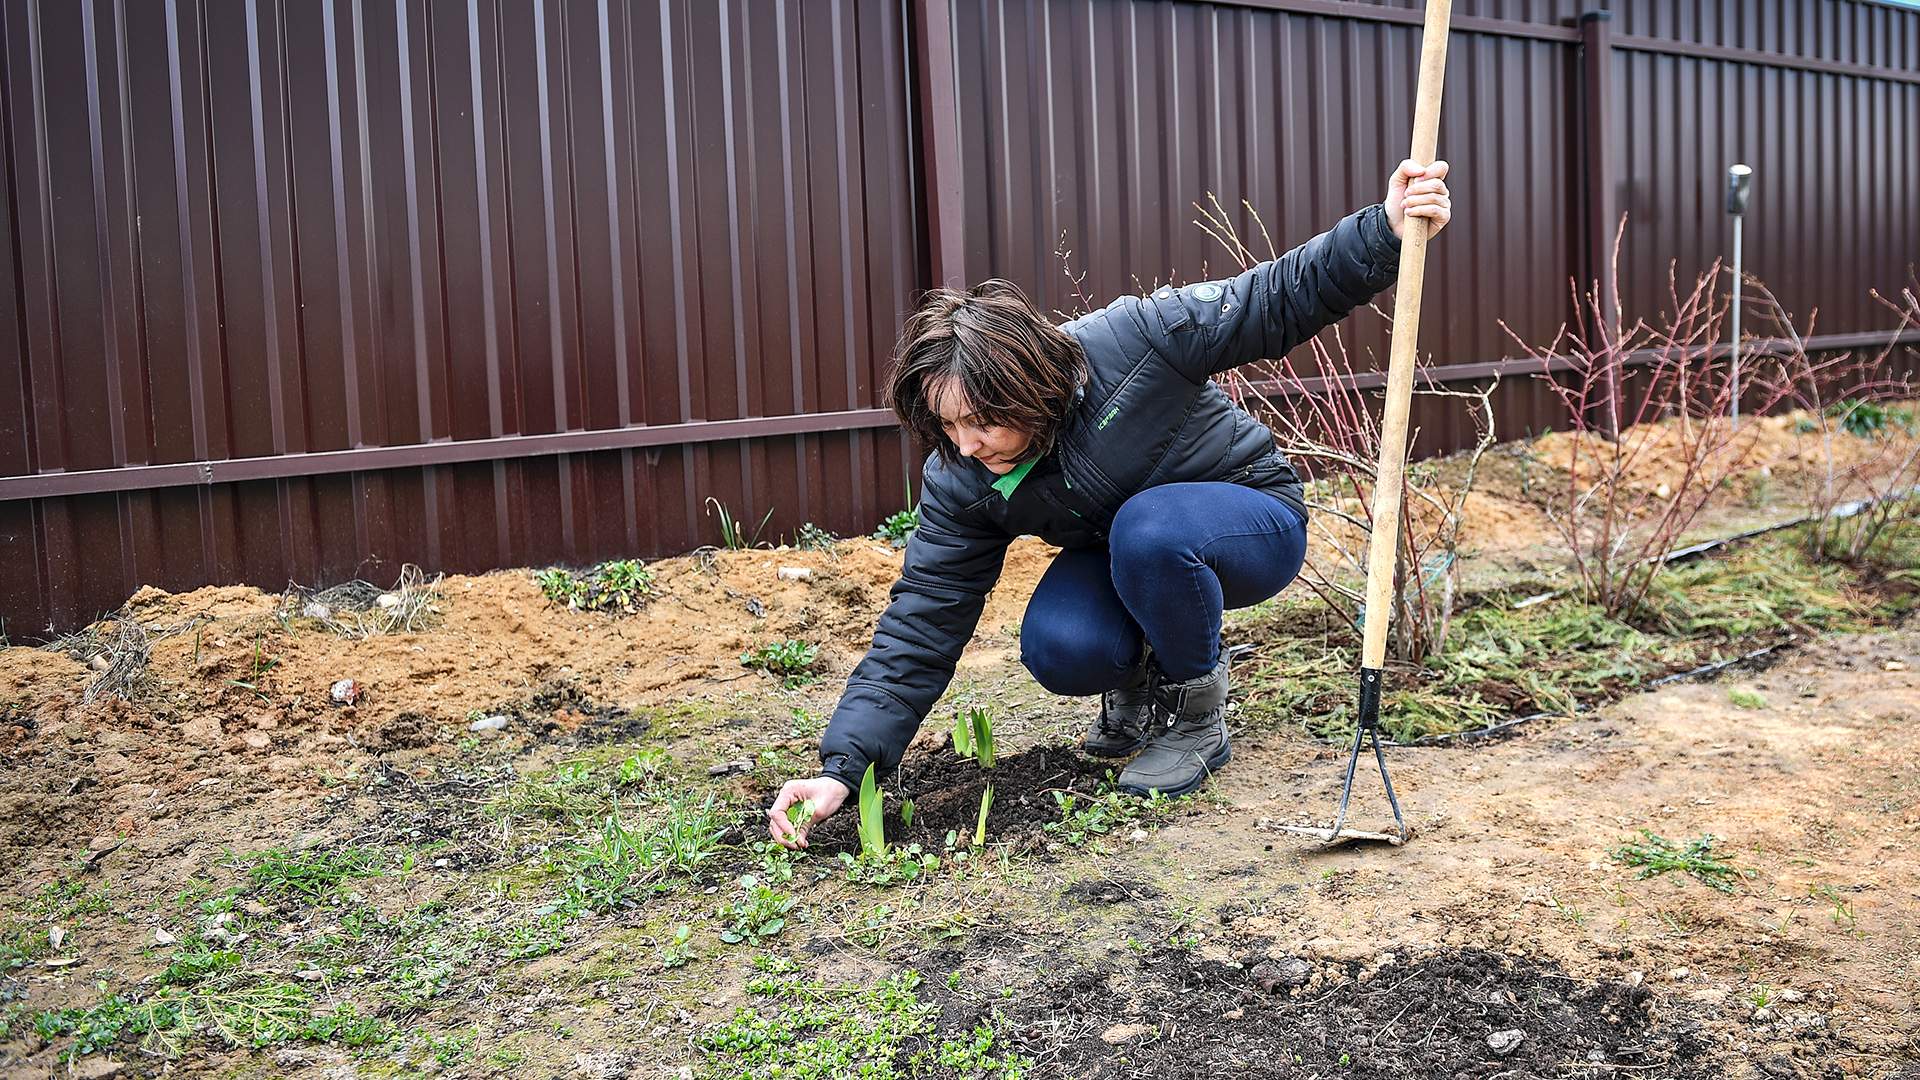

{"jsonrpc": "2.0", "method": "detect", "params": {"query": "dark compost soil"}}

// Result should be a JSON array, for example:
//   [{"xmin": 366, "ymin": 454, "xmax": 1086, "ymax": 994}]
[
  {"xmin": 934, "ymin": 947, "xmax": 1715, "ymax": 1080},
  {"xmin": 804, "ymin": 744, "xmax": 1112, "ymax": 853}
]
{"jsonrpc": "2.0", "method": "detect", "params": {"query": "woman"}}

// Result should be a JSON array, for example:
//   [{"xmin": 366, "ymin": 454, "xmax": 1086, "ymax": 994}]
[{"xmin": 768, "ymin": 161, "xmax": 1452, "ymax": 848}]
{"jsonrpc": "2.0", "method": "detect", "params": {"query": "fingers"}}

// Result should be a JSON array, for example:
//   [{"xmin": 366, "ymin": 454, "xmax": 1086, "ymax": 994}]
[
  {"xmin": 1392, "ymin": 159, "xmax": 1451, "ymax": 185},
  {"xmin": 766, "ymin": 784, "xmax": 811, "ymax": 849}
]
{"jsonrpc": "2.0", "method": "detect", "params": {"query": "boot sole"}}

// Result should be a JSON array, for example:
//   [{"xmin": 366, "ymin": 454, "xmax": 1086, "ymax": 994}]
[{"xmin": 1115, "ymin": 739, "xmax": 1231, "ymax": 798}]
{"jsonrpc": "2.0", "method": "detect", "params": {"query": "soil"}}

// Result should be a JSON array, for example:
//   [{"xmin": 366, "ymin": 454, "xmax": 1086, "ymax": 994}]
[
  {"xmin": 940, "ymin": 946, "xmax": 1715, "ymax": 1079},
  {"xmin": 803, "ymin": 744, "xmax": 1116, "ymax": 854},
  {"xmin": 2, "ymin": 411, "xmax": 1918, "ymax": 1079}
]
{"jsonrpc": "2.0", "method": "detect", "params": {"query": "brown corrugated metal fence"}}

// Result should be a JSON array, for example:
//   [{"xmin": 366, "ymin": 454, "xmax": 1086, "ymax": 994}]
[{"xmin": 4, "ymin": 0, "xmax": 1918, "ymax": 637}]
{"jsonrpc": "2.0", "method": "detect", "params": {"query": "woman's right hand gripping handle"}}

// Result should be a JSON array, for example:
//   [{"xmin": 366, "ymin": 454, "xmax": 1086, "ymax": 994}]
[{"xmin": 766, "ymin": 775, "xmax": 852, "ymax": 850}]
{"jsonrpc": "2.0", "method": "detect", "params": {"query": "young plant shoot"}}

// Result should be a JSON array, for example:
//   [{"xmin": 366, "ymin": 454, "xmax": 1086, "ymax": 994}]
[
  {"xmin": 969, "ymin": 708, "xmax": 996, "ymax": 770},
  {"xmin": 857, "ymin": 763, "xmax": 887, "ymax": 860},
  {"xmin": 974, "ymin": 785, "xmax": 994, "ymax": 848}
]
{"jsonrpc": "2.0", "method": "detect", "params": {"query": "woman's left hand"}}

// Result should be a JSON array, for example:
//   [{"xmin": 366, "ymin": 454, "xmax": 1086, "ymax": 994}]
[{"xmin": 1385, "ymin": 159, "xmax": 1452, "ymax": 239}]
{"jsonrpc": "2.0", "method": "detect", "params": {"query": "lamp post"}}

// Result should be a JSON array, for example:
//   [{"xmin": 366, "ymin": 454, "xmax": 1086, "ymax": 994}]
[{"xmin": 1727, "ymin": 164, "xmax": 1753, "ymax": 424}]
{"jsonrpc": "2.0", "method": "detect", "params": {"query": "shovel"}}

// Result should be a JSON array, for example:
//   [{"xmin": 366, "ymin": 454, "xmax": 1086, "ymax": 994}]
[{"xmin": 1271, "ymin": 0, "xmax": 1453, "ymax": 849}]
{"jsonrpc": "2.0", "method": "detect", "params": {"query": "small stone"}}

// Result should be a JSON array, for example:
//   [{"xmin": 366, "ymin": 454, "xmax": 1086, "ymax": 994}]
[
  {"xmin": 1777, "ymin": 989, "xmax": 1805, "ymax": 1003},
  {"xmin": 469, "ymin": 714, "xmax": 510, "ymax": 733},
  {"xmin": 1221, "ymin": 1008, "xmax": 1244, "ymax": 1020},
  {"xmin": 1752, "ymin": 1006, "xmax": 1776, "ymax": 1023},
  {"xmin": 1487, "ymin": 1029, "xmax": 1524, "ymax": 1055},
  {"xmin": 1129, "ymin": 828, "xmax": 1149, "ymax": 842},
  {"xmin": 1669, "ymin": 967, "xmax": 1691, "ymax": 981},
  {"xmin": 1625, "ymin": 970, "xmax": 1644, "ymax": 987},
  {"xmin": 776, "ymin": 566, "xmax": 813, "ymax": 582},
  {"xmin": 1100, "ymin": 1023, "xmax": 1153, "ymax": 1044},
  {"xmin": 153, "ymin": 927, "xmax": 176, "ymax": 946},
  {"xmin": 294, "ymin": 969, "xmax": 325, "ymax": 982},
  {"xmin": 302, "ymin": 601, "xmax": 331, "ymax": 620},
  {"xmin": 1886, "ymin": 660, "xmax": 1908, "ymax": 672},
  {"xmin": 48, "ymin": 926, "xmax": 65, "ymax": 949},
  {"xmin": 376, "ymin": 592, "xmax": 403, "ymax": 609},
  {"xmin": 88, "ymin": 655, "xmax": 111, "ymax": 673},
  {"xmin": 243, "ymin": 731, "xmax": 272, "ymax": 750},
  {"xmin": 329, "ymin": 679, "xmax": 363, "ymax": 705}
]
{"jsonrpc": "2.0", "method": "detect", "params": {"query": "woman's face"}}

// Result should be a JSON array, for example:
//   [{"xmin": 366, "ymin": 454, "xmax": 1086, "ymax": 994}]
[{"xmin": 927, "ymin": 378, "xmax": 1032, "ymax": 475}]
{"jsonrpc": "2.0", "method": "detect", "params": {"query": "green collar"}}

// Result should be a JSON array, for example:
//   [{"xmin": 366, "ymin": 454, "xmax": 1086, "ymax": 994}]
[{"xmin": 990, "ymin": 458, "xmax": 1038, "ymax": 500}]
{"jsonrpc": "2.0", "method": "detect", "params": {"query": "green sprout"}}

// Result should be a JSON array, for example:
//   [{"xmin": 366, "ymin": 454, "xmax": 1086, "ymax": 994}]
[
  {"xmin": 973, "ymin": 785, "xmax": 994, "ymax": 849},
  {"xmin": 952, "ymin": 711, "xmax": 976, "ymax": 759},
  {"xmin": 968, "ymin": 708, "xmax": 996, "ymax": 770},
  {"xmin": 707, "ymin": 497, "xmax": 775, "ymax": 551},
  {"xmin": 857, "ymin": 764, "xmax": 887, "ymax": 860}
]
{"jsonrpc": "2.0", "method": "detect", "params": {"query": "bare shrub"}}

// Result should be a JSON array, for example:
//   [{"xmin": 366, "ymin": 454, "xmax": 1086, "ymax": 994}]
[
  {"xmin": 1746, "ymin": 277, "xmax": 1920, "ymax": 563},
  {"xmin": 1499, "ymin": 229, "xmax": 1793, "ymax": 618}
]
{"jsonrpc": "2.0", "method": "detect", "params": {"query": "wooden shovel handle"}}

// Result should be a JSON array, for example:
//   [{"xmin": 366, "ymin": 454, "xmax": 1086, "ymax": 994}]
[{"xmin": 1360, "ymin": 0, "xmax": 1453, "ymax": 671}]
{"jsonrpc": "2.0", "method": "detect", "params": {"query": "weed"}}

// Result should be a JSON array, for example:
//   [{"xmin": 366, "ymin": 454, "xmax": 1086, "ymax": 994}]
[
  {"xmin": 497, "ymin": 913, "xmax": 568, "ymax": 960},
  {"xmin": 549, "ymin": 796, "xmax": 729, "ymax": 913},
  {"xmin": 30, "ymin": 878, "xmax": 112, "ymax": 919},
  {"xmin": 718, "ymin": 876, "xmax": 796, "ymax": 945},
  {"xmin": 1827, "ymin": 398, "xmax": 1912, "ymax": 438},
  {"xmin": 1727, "ymin": 687, "xmax": 1767, "ymax": 710},
  {"xmin": 242, "ymin": 847, "xmax": 379, "ymax": 902},
  {"xmin": 709, "ymin": 497, "xmax": 776, "ymax": 551},
  {"xmin": 873, "ymin": 478, "xmax": 921, "ymax": 548},
  {"xmin": 1746, "ymin": 984, "xmax": 1777, "ymax": 1010},
  {"xmin": 537, "ymin": 559, "xmax": 656, "ymax": 613},
  {"xmin": 0, "ymin": 923, "xmax": 51, "ymax": 972},
  {"xmin": 495, "ymin": 759, "xmax": 614, "ymax": 822},
  {"xmin": 1044, "ymin": 785, "xmax": 1176, "ymax": 848},
  {"xmin": 617, "ymin": 747, "xmax": 672, "ymax": 787},
  {"xmin": 839, "ymin": 845, "xmax": 941, "ymax": 888},
  {"xmin": 700, "ymin": 966, "xmax": 1031, "ymax": 1079},
  {"xmin": 661, "ymin": 924, "xmax": 697, "ymax": 969},
  {"xmin": 1811, "ymin": 883, "xmax": 1857, "ymax": 930},
  {"xmin": 740, "ymin": 639, "xmax": 821, "ymax": 687},
  {"xmin": 796, "ymin": 522, "xmax": 837, "ymax": 551},
  {"xmin": 1611, "ymin": 830, "xmax": 1752, "ymax": 893}
]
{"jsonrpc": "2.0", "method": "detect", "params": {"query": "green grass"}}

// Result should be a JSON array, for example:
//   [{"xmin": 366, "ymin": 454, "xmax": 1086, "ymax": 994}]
[
  {"xmin": 1234, "ymin": 527, "xmax": 1902, "ymax": 741},
  {"xmin": 240, "ymin": 846, "xmax": 380, "ymax": 902},
  {"xmin": 1727, "ymin": 687, "xmax": 1767, "ymax": 710},
  {"xmin": 1611, "ymin": 830, "xmax": 1754, "ymax": 894},
  {"xmin": 698, "ymin": 966, "xmax": 1030, "ymax": 1079},
  {"xmin": 1043, "ymin": 785, "xmax": 1179, "ymax": 849},
  {"xmin": 0, "ymin": 923, "xmax": 51, "ymax": 972},
  {"xmin": 548, "ymin": 795, "xmax": 730, "ymax": 914},
  {"xmin": 33, "ymin": 980, "xmax": 391, "ymax": 1061}
]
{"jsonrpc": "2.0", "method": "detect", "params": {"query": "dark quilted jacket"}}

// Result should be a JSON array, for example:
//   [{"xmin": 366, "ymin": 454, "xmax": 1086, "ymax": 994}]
[{"xmin": 817, "ymin": 204, "xmax": 1403, "ymax": 791}]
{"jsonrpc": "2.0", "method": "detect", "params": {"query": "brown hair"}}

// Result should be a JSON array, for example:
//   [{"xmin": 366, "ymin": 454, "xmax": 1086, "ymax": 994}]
[{"xmin": 886, "ymin": 279, "xmax": 1088, "ymax": 466}]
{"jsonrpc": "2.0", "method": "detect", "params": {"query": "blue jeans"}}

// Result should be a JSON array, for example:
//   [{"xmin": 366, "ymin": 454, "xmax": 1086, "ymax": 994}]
[{"xmin": 1019, "ymin": 482, "xmax": 1308, "ymax": 690}]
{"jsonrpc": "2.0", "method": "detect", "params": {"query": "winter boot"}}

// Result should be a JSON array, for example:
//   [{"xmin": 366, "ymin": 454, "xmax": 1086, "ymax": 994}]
[
  {"xmin": 1081, "ymin": 657, "xmax": 1155, "ymax": 758},
  {"xmin": 1116, "ymin": 660, "xmax": 1230, "ymax": 797}
]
